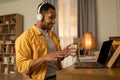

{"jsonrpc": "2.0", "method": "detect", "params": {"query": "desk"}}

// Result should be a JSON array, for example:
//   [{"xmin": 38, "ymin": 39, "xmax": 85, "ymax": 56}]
[
  {"xmin": 57, "ymin": 64, "xmax": 120, "ymax": 80},
  {"xmin": 0, "ymin": 73, "xmax": 26, "ymax": 80}
]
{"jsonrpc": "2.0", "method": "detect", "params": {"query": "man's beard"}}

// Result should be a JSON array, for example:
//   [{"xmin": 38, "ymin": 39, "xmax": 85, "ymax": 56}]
[
  {"xmin": 41, "ymin": 25, "xmax": 48, "ymax": 30},
  {"xmin": 41, "ymin": 24, "xmax": 52, "ymax": 30}
]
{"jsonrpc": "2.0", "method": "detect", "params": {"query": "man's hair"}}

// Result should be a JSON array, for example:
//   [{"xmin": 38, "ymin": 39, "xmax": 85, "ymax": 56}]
[{"xmin": 37, "ymin": 3, "xmax": 55, "ymax": 14}]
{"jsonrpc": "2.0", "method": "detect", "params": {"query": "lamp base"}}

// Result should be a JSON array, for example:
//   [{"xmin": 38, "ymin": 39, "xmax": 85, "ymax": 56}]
[{"xmin": 84, "ymin": 50, "xmax": 95, "ymax": 56}]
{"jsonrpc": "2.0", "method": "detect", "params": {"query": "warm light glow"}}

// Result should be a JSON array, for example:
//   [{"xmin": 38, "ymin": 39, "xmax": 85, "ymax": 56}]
[
  {"xmin": 85, "ymin": 39, "xmax": 92, "ymax": 49},
  {"xmin": 81, "ymin": 32, "xmax": 96, "ymax": 50}
]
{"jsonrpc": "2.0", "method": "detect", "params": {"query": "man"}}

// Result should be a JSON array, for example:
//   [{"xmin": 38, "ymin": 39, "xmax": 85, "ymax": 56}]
[{"xmin": 15, "ymin": 3, "xmax": 74, "ymax": 80}]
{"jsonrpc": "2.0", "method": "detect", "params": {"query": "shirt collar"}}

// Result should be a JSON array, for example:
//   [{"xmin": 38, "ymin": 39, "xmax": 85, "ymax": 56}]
[
  {"xmin": 32, "ymin": 24, "xmax": 42, "ymax": 35},
  {"xmin": 32, "ymin": 24, "xmax": 53, "ymax": 37}
]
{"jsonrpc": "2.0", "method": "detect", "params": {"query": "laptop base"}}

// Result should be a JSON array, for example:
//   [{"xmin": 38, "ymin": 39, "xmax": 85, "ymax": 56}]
[{"xmin": 74, "ymin": 62, "xmax": 105, "ymax": 68}]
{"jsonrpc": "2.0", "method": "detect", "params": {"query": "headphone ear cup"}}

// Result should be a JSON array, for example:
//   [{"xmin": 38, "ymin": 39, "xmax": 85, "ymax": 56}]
[{"xmin": 37, "ymin": 13, "xmax": 43, "ymax": 21}]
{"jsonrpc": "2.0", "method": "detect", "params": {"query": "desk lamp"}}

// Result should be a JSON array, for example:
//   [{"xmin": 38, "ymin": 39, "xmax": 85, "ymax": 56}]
[{"xmin": 81, "ymin": 32, "xmax": 96, "ymax": 56}]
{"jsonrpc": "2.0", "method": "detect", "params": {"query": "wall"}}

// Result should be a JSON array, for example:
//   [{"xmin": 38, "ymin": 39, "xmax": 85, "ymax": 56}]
[
  {"xmin": 0, "ymin": 0, "xmax": 42, "ymax": 30},
  {"xmin": 96, "ymin": 0, "xmax": 118, "ymax": 49}
]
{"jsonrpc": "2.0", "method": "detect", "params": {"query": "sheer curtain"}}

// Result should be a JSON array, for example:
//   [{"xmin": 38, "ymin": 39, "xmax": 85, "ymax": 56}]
[
  {"xmin": 58, "ymin": 0, "xmax": 78, "ymax": 48},
  {"xmin": 58, "ymin": 0, "xmax": 78, "ymax": 68}
]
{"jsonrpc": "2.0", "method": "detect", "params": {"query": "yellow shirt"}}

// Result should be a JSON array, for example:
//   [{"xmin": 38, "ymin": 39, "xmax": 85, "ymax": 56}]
[{"xmin": 15, "ymin": 25, "xmax": 62, "ymax": 80}]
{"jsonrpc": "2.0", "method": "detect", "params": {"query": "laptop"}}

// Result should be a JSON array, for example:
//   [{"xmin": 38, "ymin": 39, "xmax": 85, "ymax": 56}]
[{"xmin": 74, "ymin": 40, "xmax": 113, "ymax": 68}]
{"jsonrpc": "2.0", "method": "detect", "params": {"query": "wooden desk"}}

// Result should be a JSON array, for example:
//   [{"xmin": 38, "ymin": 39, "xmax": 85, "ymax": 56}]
[
  {"xmin": 57, "ymin": 64, "xmax": 120, "ymax": 80},
  {"xmin": 0, "ymin": 73, "xmax": 26, "ymax": 80}
]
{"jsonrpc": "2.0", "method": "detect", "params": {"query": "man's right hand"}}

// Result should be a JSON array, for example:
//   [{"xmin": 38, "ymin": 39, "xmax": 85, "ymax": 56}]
[{"xmin": 44, "ymin": 51, "xmax": 65, "ymax": 61}]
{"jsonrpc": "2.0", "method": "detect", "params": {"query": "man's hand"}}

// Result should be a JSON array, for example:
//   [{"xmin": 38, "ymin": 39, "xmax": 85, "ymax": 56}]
[
  {"xmin": 44, "ymin": 51, "xmax": 64, "ymax": 61},
  {"xmin": 44, "ymin": 44, "xmax": 75, "ymax": 61},
  {"xmin": 61, "ymin": 44, "xmax": 76, "ymax": 57}
]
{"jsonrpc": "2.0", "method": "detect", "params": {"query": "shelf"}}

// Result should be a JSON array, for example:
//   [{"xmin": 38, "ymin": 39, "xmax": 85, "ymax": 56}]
[
  {"xmin": 0, "ymin": 33, "xmax": 16, "ymax": 35},
  {"xmin": 0, "ymin": 23, "xmax": 16, "ymax": 26},
  {"xmin": 0, "ymin": 13, "xmax": 23, "ymax": 73}
]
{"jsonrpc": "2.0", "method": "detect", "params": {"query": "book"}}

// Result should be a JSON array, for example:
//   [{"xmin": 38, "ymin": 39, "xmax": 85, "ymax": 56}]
[
  {"xmin": 5, "ymin": 45, "xmax": 10, "ymax": 54},
  {"xmin": 79, "ymin": 56, "xmax": 96, "ymax": 62},
  {"xmin": 107, "ymin": 46, "xmax": 120, "ymax": 68}
]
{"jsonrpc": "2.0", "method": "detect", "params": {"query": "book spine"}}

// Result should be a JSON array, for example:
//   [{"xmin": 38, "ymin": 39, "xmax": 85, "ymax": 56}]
[{"xmin": 107, "ymin": 46, "xmax": 120, "ymax": 68}]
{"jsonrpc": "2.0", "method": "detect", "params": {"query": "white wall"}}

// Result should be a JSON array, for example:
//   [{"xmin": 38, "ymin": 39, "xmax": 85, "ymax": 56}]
[
  {"xmin": 97, "ymin": 0, "xmax": 119, "ymax": 49},
  {"xmin": 0, "ymin": 0, "xmax": 42, "ymax": 30}
]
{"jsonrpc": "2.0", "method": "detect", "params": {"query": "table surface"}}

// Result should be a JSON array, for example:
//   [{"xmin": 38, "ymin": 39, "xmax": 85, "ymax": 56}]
[
  {"xmin": 1, "ymin": 64, "xmax": 120, "ymax": 80},
  {"xmin": 56, "ymin": 64, "xmax": 120, "ymax": 80},
  {"xmin": 0, "ymin": 72, "xmax": 26, "ymax": 80}
]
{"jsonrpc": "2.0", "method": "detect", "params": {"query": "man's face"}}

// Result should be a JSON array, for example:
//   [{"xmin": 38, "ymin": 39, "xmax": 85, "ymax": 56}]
[{"xmin": 41, "ymin": 8, "xmax": 56, "ymax": 30}]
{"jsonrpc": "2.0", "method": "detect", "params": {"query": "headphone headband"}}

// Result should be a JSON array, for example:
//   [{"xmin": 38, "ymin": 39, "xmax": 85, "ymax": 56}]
[{"xmin": 37, "ymin": 3, "xmax": 45, "ymax": 13}]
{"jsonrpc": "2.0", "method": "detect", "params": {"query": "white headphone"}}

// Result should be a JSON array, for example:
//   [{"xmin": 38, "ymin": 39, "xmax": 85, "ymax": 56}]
[{"xmin": 37, "ymin": 3, "xmax": 45, "ymax": 21}]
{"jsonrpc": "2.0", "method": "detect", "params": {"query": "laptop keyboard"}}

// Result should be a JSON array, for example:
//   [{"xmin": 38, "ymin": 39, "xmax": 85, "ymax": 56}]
[{"xmin": 74, "ymin": 62, "xmax": 104, "ymax": 68}]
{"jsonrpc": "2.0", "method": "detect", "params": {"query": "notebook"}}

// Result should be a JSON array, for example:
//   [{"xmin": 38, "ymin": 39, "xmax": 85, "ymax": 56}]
[{"xmin": 74, "ymin": 40, "xmax": 113, "ymax": 68}]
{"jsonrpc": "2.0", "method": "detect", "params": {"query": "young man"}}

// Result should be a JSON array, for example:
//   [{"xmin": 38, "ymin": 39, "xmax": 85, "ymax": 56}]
[{"xmin": 15, "ymin": 3, "xmax": 74, "ymax": 80}]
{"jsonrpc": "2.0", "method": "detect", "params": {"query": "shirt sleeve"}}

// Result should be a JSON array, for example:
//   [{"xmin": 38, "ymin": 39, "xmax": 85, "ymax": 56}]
[{"xmin": 15, "ymin": 33, "xmax": 33, "ymax": 74}]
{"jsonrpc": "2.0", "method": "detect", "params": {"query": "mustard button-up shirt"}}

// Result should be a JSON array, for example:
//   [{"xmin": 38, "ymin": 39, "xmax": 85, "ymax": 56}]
[{"xmin": 15, "ymin": 25, "xmax": 62, "ymax": 80}]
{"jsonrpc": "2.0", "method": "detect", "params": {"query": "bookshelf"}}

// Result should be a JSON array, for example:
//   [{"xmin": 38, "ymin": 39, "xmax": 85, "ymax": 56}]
[{"xmin": 0, "ymin": 13, "xmax": 23, "ymax": 74}]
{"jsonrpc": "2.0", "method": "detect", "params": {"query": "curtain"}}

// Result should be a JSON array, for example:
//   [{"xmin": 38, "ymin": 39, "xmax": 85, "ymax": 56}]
[
  {"xmin": 58, "ymin": 0, "xmax": 78, "ymax": 48},
  {"xmin": 78, "ymin": 0, "xmax": 97, "ymax": 39},
  {"xmin": 58, "ymin": 0, "xmax": 78, "ymax": 68}
]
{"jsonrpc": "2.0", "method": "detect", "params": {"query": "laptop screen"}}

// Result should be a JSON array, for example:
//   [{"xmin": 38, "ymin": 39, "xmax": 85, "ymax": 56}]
[{"xmin": 97, "ymin": 40, "xmax": 113, "ymax": 65}]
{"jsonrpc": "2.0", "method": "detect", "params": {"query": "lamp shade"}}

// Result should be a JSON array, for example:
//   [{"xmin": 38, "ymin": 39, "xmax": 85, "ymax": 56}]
[{"xmin": 81, "ymin": 32, "xmax": 96, "ymax": 50}]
